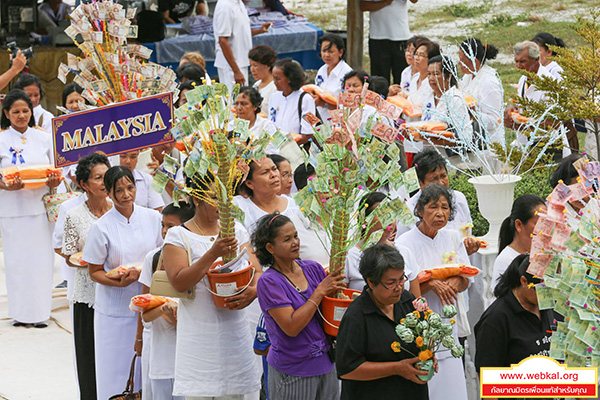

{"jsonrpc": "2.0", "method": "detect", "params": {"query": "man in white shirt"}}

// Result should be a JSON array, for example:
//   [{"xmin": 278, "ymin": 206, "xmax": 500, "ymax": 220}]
[
  {"xmin": 360, "ymin": 0, "xmax": 418, "ymax": 85},
  {"xmin": 213, "ymin": 0, "xmax": 271, "ymax": 90}
]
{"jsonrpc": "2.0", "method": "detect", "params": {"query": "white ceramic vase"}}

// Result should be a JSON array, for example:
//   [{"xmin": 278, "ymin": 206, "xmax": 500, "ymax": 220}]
[{"xmin": 468, "ymin": 174, "xmax": 522, "ymax": 249}]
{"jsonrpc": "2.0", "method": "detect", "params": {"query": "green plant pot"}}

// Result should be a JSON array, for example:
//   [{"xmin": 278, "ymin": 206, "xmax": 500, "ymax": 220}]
[{"xmin": 416, "ymin": 359, "xmax": 435, "ymax": 382}]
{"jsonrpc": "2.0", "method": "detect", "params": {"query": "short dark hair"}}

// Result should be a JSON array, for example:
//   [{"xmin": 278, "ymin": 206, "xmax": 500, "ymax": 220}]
[
  {"xmin": 1, "ymin": 89, "xmax": 35, "ymax": 129},
  {"xmin": 268, "ymin": 154, "xmax": 289, "ymax": 169},
  {"xmin": 414, "ymin": 184, "xmax": 455, "ymax": 221},
  {"xmin": 549, "ymin": 153, "xmax": 581, "ymax": 188},
  {"xmin": 239, "ymin": 86, "xmax": 263, "ymax": 115},
  {"xmin": 104, "ymin": 166, "xmax": 135, "ymax": 195},
  {"xmin": 493, "ymin": 254, "xmax": 542, "ymax": 298},
  {"xmin": 407, "ymin": 35, "xmax": 428, "ymax": 49},
  {"xmin": 360, "ymin": 191, "xmax": 387, "ymax": 236},
  {"xmin": 498, "ymin": 194, "xmax": 545, "ymax": 253},
  {"xmin": 460, "ymin": 38, "xmax": 498, "ymax": 64},
  {"xmin": 75, "ymin": 153, "xmax": 111, "ymax": 186},
  {"xmin": 415, "ymin": 39, "xmax": 440, "ymax": 60},
  {"xmin": 532, "ymin": 32, "xmax": 566, "ymax": 56},
  {"xmin": 251, "ymin": 213, "xmax": 294, "ymax": 266},
  {"xmin": 359, "ymin": 244, "xmax": 405, "ymax": 286},
  {"xmin": 273, "ymin": 58, "xmax": 306, "ymax": 91},
  {"xmin": 341, "ymin": 70, "xmax": 369, "ymax": 91},
  {"xmin": 428, "ymin": 55, "xmax": 458, "ymax": 88},
  {"xmin": 14, "ymin": 73, "xmax": 45, "ymax": 100},
  {"xmin": 319, "ymin": 33, "xmax": 346, "ymax": 59},
  {"xmin": 294, "ymin": 163, "xmax": 316, "ymax": 190},
  {"xmin": 248, "ymin": 45, "xmax": 278, "ymax": 70},
  {"xmin": 62, "ymin": 83, "xmax": 85, "ymax": 108},
  {"xmin": 369, "ymin": 76, "xmax": 389, "ymax": 98},
  {"xmin": 412, "ymin": 148, "xmax": 447, "ymax": 183},
  {"xmin": 176, "ymin": 62, "xmax": 207, "ymax": 82},
  {"xmin": 162, "ymin": 201, "xmax": 195, "ymax": 223}
]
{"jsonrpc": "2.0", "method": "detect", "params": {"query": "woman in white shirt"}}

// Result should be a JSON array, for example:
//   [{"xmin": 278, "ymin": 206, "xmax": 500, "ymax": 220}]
[
  {"xmin": 314, "ymin": 33, "xmax": 353, "ymax": 120},
  {"xmin": 426, "ymin": 55, "xmax": 473, "ymax": 145},
  {"xmin": 344, "ymin": 191, "xmax": 421, "ymax": 296},
  {"xmin": 231, "ymin": 86, "xmax": 279, "ymax": 155},
  {"xmin": 62, "ymin": 153, "xmax": 112, "ymax": 400},
  {"xmin": 531, "ymin": 32, "xmax": 566, "ymax": 80},
  {"xmin": 491, "ymin": 194, "xmax": 546, "ymax": 293},
  {"xmin": 249, "ymin": 45, "xmax": 278, "ymax": 116},
  {"xmin": 406, "ymin": 39, "xmax": 439, "ymax": 121},
  {"xmin": 269, "ymin": 59, "xmax": 317, "ymax": 146},
  {"xmin": 0, "ymin": 89, "xmax": 60, "ymax": 327},
  {"xmin": 82, "ymin": 166, "xmax": 163, "ymax": 400},
  {"xmin": 390, "ymin": 35, "xmax": 425, "ymax": 96},
  {"xmin": 458, "ymin": 38, "xmax": 504, "ymax": 144},
  {"xmin": 162, "ymin": 172, "xmax": 261, "ymax": 399},
  {"xmin": 14, "ymin": 74, "xmax": 54, "ymax": 134},
  {"xmin": 395, "ymin": 185, "xmax": 469, "ymax": 400}
]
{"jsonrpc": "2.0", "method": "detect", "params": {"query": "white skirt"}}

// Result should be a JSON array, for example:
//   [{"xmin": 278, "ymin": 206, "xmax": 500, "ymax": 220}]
[
  {"xmin": 95, "ymin": 311, "xmax": 141, "ymax": 400},
  {"xmin": 428, "ymin": 357, "xmax": 468, "ymax": 400},
  {"xmin": 0, "ymin": 214, "xmax": 54, "ymax": 323}
]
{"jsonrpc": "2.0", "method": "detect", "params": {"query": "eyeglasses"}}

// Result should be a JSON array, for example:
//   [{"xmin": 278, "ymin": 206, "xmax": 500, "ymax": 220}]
[
  {"xmin": 414, "ymin": 52, "xmax": 428, "ymax": 59},
  {"xmin": 281, "ymin": 172, "xmax": 293, "ymax": 180},
  {"xmin": 380, "ymin": 274, "xmax": 408, "ymax": 289}
]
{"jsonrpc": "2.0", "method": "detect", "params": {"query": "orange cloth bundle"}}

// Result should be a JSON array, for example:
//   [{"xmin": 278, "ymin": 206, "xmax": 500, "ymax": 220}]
[
  {"xmin": 403, "ymin": 121, "xmax": 448, "ymax": 132},
  {"xmin": 1, "ymin": 164, "xmax": 63, "ymax": 189},
  {"xmin": 511, "ymin": 112, "xmax": 531, "ymax": 124},
  {"xmin": 478, "ymin": 239, "xmax": 488, "ymax": 249},
  {"xmin": 302, "ymin": 84, "xmax": 338, "ymax": 106},
  {"xmin": 464, "ymin": 95, "xmax": 478, "ymax": 108},
  {"xmin": 69, "ymin": 251, "xmax": 87, "ymax": 267},
  {"xmin": 387, "ymin": 96, "xmax": 422, "ymax": 118},
  {"xmin": 418, "ymin": 263, "xmax": 480, "ymax": 283},
  {"xmin": 105, "ymin": 263, "xmax": 143, "ymax": 279},
  {"xmin": 129, "ymin": 294, "xmax": 172, "ymax": 312}
]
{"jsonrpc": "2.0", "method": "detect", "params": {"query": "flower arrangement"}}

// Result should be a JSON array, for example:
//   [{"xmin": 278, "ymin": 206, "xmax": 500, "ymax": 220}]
[
  {"xmin": 393, "ymin": 297, "xmax": 464, "ymax": 381},
  {"xmin": 58, "ymin": 0, "xmax": 172, "ymax": 109},
  {"xmin": 293, "ymin": 83, "xmax": 420, "ymax": 282},
  {"xmin": 527, "ymin": 156, "xmax": 600, "ymax": 367},
  {"xmin": 152, "ymin": 82, "xmax": 278, "ymax": 263}
]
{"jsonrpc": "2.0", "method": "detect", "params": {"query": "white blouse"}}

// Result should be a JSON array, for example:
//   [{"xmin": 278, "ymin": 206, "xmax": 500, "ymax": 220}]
[
  {"xmin": 490, "ymin": 245, "xmax": 520, "ymax": 292},
  {"xmin": 234, "ymin": 195, "xmax": 330, "ymax": 267},
  {"xmin": 133, "ymin": 169, "xmax": 164, "ymax": 210},
  {"xmin": 0, "ymin": 126, "xmax": 53, "ymax": 217},
  {"xmin": 82, "ymin": 205, "xmax": 163, "ymax": 317},
  {"xmin": 33, "ymin": 104, "xmax": 54, "ymax": 134},
  {"xmin": 425, "ymin": 86, "xmax": 473, "ymax": 144},
  {"xmin": 315, "ymin": 60, "xmax": 353, "ymax": 120},
  {"xmin": 62, "ymin": 201, "xmax": 106, "ymax": 306},
  {"xmin": 164, "ymin": 224, "xmax": 260, "ymax": 397},
  {"xmin": 253, "ymin": 80, "xmax": 277, "ymax": 116},
  {"xmin": 407, "ymin": 73, "xmax": 434, "ymax": 113},
  {"xmin": 268, "ymin": 90, "xmax": 317, "ymax": 136}
]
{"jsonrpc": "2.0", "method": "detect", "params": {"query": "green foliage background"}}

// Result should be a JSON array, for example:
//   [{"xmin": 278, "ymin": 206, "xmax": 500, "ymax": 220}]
[{"xmin": 449, "ymin": 169, "xmax": 553, "ymax": 237}]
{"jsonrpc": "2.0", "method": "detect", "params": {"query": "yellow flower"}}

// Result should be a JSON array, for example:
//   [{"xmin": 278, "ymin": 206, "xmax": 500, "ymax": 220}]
[
  {"xmin": 391, "ymin": 341, "xmax": 402, "ymax": 353},
  {"xmin": 400, "ymin": 318, "xmax": 405, "ymax": 324},
  {"xmin": 450, "ymin": 318, "xmax": 456, "ymax": 325},
  {"xmin": 419, "ymin": 350, "xmax": 433, "ymax": 361},
  {"xmin": 415, "ymin": 336, "xmax": 424, "ymax": 347},
  {"xmin": 413, "ymin": 311, "xmax": 421, "ymax": 318}
]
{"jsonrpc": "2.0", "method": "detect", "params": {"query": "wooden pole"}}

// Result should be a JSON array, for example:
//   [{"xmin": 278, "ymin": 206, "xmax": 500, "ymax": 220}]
[{"xmin": 347, "ymin": 0, "xmax": 363, "ymax": 70}]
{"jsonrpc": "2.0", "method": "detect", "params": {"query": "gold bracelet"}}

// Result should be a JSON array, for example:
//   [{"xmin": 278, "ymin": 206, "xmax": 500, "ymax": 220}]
[{"xmin": 307, "ymin": 298, "xmax": 319, "ymax": 308}]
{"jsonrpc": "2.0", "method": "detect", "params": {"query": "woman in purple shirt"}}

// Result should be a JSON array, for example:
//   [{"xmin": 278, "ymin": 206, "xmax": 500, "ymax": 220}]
[{"xmin": 253, "ymin": 213, "xmax": 345, "ymax": 400}]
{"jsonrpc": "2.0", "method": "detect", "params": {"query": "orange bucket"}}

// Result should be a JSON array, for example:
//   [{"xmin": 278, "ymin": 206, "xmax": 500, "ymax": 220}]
[
  {"xmin": 321, "ymin": 289, "xmax": 361, "ymax": 336},
  {"xmin": 205, "ymin": 261, "xmax": 255, "ymax": 308}
]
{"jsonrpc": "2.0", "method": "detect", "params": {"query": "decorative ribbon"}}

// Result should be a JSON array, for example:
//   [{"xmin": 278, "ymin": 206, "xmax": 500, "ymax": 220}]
[{"xmin": 9, "ymin": 147, "xmax": 25, "ymax": 164}]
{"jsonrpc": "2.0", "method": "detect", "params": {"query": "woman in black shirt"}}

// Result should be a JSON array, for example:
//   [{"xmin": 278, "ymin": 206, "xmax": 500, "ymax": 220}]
[
  {"xmin": 336, "ymin": 245, "xmax": 431, "ymax": 400},
  {"xmin": 475, "ymin": 254, "xmax": 553, "ymax": 372}
]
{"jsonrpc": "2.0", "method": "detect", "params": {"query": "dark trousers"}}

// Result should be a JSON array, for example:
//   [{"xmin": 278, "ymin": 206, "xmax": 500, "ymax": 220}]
[
  {"xmin": 73, "ymin": 302, "xmax": 97, "ymax": 400},
  {"xmin": 369, "ymin": 39, "xmax": 408, "ymax": 85}
]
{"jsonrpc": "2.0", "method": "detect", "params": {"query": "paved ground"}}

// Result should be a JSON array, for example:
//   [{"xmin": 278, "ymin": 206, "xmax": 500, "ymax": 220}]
[{"xmin": 0, "ymin": 254, "xmax": 78, "ymax": 400}]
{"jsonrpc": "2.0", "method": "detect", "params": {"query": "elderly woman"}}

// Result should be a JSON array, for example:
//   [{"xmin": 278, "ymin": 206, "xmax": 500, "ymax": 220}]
[
  {"xmin": 395, "ymin": 184, "xmax": 469, "ymax": 400},
  {"xmin": 458, "ymin": 38, "xmax": 504, "ymax": 144},
  {"xmin": 232, "ymin": 86, "xmax": 279, "ymax": 155},
  {"xmin": 0, "ymin": 89, "xmax": 60, "ymax": 328},
  {"xmin": 254, "ymin": 213, "xmax": 345, "ymax": 400},
  {"xmin": 268, "ymin": 59, "xmax": 317, "ymax": 145},
  {"xmin": 82, "ymin": 166, "xmax": 163, "ymax": 400},
  {"xmin": 62, "ymin": 153, "xmax": 112, "ymax": 400},
  {"xmin": 249, "ymin": 45, "xmax": 278, "ymax": 115},
  {"xmin": 337, "ymin": 244, "xmax": 431, "ymax": 400},
  {"xmin": 475, "ymin": 255, "xmax": 553, "ymax": 371}
]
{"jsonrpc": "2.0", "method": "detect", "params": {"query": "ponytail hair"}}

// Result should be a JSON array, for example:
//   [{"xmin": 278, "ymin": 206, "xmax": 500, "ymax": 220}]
[
  {"xmin": 493, "ymin": 254, "xmax": 542, "ymax": 298},
  {"xmin": 498, "ymin": 194, "xmax": 545, "ymax": 253},
  {"xmin": 460, "ymin": 38, "xmax": 498, "ymax": 65},
  {"xmin": 532, "ymin": 32, "xmax": 566, "ymax": 56}
]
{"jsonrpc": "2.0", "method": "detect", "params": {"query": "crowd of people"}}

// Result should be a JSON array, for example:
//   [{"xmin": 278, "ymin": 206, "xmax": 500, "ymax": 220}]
[{"xmin": 0, "ymin": 0, "xmax": 584, "ymax": 399}]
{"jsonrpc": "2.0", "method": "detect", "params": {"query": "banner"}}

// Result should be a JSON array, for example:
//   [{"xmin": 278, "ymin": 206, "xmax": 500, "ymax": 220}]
[{"xmin": 52, "ymin": 92, "xmax": 174, "ymax": 168}]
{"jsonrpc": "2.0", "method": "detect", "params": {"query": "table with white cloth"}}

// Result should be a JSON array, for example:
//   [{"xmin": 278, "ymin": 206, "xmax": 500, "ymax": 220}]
[{"xmin": 144, "ymin": 23, "xmax": 324, "ymax": 76}]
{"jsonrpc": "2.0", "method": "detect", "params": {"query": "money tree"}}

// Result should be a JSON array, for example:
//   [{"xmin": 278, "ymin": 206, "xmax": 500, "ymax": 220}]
[
  {"xmin": 153, "ymin": 83, "xmax": 278, "ymax": 263},
  {"xmin": 294, "ymin": 87, "xmax": 420, "ymax": 285},
  {"xmin": 517, "ymin": 10, "xmax": 600, "ymax": 160},
  {"xmin": 58, "ymin": 0, "xmax": 175, "ymax": 108}
]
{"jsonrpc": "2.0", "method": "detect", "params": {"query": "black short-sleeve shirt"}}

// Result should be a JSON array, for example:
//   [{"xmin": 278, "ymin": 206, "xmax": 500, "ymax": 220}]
[
  {"xmin": 336, "ymin": 288, "xmax": 429, "ymax": 400},
  {"xmin": 158, "ymin": 0, "xmax": 196, "ymax": 22},
  {"xmin": 474, "ymin": 291, "xmax": 553, "ymax": 370}
]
